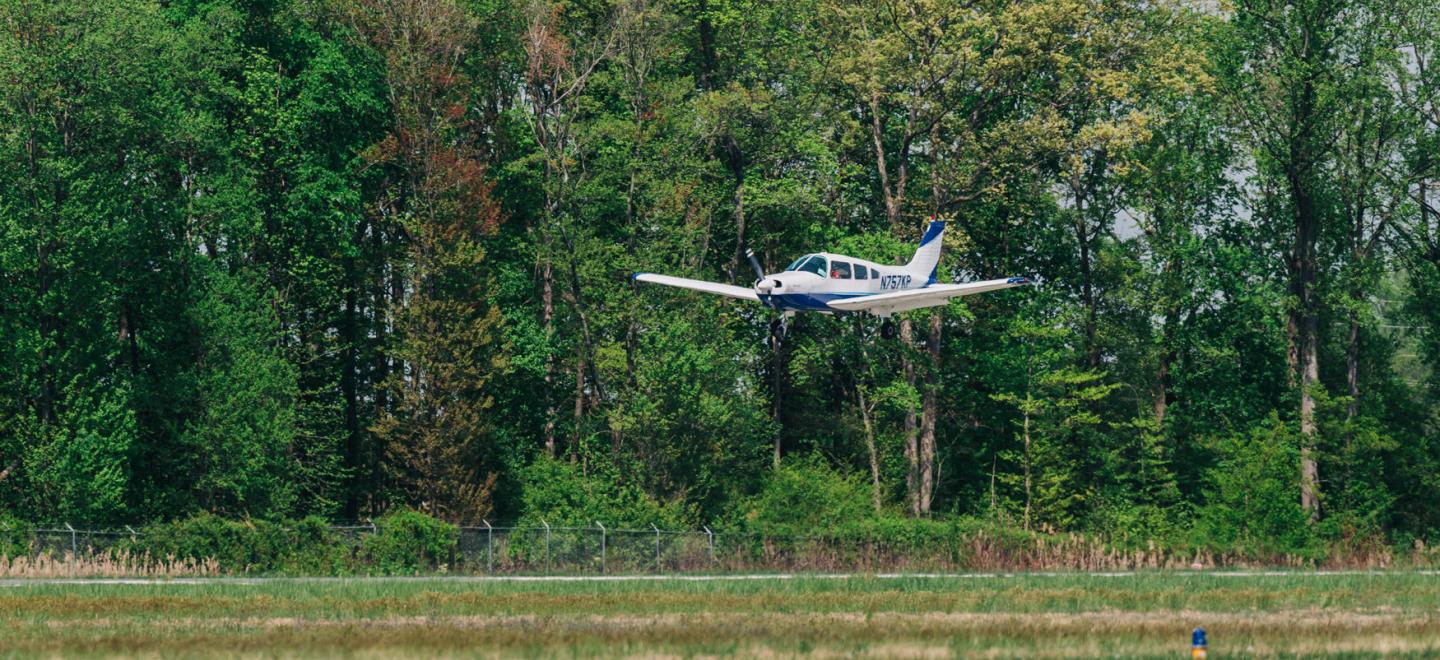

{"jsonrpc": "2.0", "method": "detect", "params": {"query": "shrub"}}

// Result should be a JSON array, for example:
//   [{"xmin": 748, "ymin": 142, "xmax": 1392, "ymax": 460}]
[
  {"xmin": 134, "ymin": 514, "xmax": 348, "ymax": 574},
  {"xmin": 274, "ymin": 516, "xmax": 352, "ymax": 575},
  {"xmin": 1088, "ymin": 497, "xmax": 1191, "ymax": 549},
  {"xmin": 137, "ymin": 514, "xmax": 284, "ymax": 571},
  {"xmin": 1192, "ymin": 416, "xmax": 1316, "ymax": 558},
  {"xmin": 0, "ymin": 515, "xmax": 32, "ymax": 557},
  {"xmin": 360, "ymin": 509, "xmax": 457, "ymax": 574},
  {"xmin": 737, "ymin": 455, "xmax": 873, "ymax": 535},
  {"xmin": 517, "ymin": 458, "xmax": 689, "ymax": 529}
]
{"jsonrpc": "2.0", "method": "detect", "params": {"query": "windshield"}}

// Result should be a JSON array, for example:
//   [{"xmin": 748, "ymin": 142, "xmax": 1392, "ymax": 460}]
[
  {"xmin": 790, "ymin": 255, "xmax": 826, "ymax": 276},
  {"xmin": 785, "ymin": 255, "xmax": 813, "ymax": 271}
]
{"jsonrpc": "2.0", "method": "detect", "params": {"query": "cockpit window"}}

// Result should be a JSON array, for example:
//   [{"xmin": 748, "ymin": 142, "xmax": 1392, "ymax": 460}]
[
  {"xmin": 785, "ymin": 255, "xmax": 811, "ymax": 271},
  {"xmin": 830, "ymin": 261, "xmax": 851, "ymax": 278},
  {"xmin": 792, "ymin": 255, "xmax": 826, "ymax": 276}
]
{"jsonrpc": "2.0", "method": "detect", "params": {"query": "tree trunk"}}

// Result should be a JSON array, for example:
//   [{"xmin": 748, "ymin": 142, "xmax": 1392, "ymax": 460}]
[
  {"xmin": 625, "ymin": 169, "xmax": 639, "ymax": 389},
  {"xmin": 1154, "ymin": 304, "xmax": 1177, "ymax": 428},
  {"xmin": 918, "ymin": 311, "xmax": 942, "ymax": 513},
  {"xmin": 342, "ymin": 255, "xmax": 361, "ymax": 518},
  {"xmin": 729, "ymin": 175, "xmax": 746, "ymax": 282},
  {"xmin": 695, "ymin": 0, "xmax": 717, "ymax": 91},
  {"xmin": 572, "ymin": 349, "xmax": 584, "ymax": 460},
  {"xmin": 918, "ymin": 122, "xmax": 945, "ymax": 515},
  {"xmin": 858, "ymin": 385, "xmax": 881, "ymax": 514},
  {"xmin": 371, "ymin": 221, "xmax": 391, "ymax": 504},
  {"xmin": 542, "ymin": 256, "xmax": 556, "ymax": 457},
  {"xmin": 1290, "ymin": 167, "xmax": 1321, "ymax": 520},
  {"xmin": 1346, "ymin": 305, "xmax": 1359, "ymax": 425},
  {"xmin": 1299, "ymin": 319, "xmax": 1320, "ymax": 518},
  {"xmin": 901, "ymin": 317, "xmax": 920, "ymax": 515},
  {"xmin": 1076, "ymin": 203, "xmax": 1100, "ymax": 369},
  {"xmin": 1022, "ymin": 398, "xmax": 1033, "ymax": 532},
  {"xmin": 772, "ymin": 336, "xmax": 783, "ymax": 469}
]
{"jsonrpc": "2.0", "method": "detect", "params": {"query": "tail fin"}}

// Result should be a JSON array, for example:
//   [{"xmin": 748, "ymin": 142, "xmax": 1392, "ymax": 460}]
[{"xmin": 906, "ymin": 219, "xmax": 945, "ymax": 284}]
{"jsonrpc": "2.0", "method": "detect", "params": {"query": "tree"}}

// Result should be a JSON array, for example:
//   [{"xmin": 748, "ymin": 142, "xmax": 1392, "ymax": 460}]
[
  {"xmin": 350, "ymin": 0, "xmax": 508, "ymax": 521},
  {"xmin": 519, "ymin": 0, "xmax": 625, "ymax": 458},
  {"xmin": 992, "ymin": 320, "xmax": 1117, "ymax": 531},
  {"xmin": 1220, "ymin": 0, "xmax": 1355, "ymax": 518},
  {"xmin": 817, "ymin": 0, "xmax": 1014, "ymax": 515},
  {"xmin": 1196, "ymin": 415, "xmax": 1315, "ymax": 556},
  {"xmin": 183, "ymin": 271, "xmax": 303, "ymax": 518}
]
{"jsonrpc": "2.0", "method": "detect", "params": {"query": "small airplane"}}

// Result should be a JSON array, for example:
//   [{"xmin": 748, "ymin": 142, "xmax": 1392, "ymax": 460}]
[{"xmin": 633, "ymin": 220, "xmax": 1031, "ymax": 341}]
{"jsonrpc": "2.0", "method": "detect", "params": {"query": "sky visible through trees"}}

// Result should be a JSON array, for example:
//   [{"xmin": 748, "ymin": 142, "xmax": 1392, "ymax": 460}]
[{"xmin": 1, "ymin": 0, "xmax": 1439, "ymax": 554}]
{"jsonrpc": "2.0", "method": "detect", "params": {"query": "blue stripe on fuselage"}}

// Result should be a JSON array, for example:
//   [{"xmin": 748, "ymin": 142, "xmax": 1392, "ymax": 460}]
[{"xmin": 760, "ymin": 291, "xmax": 874, "ymax": 311}]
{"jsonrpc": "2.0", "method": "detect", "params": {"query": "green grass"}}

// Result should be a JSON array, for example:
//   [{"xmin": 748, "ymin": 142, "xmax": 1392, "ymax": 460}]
[{"xmin": 1, "ymin": 573, "xmax": 1438, "ymax": 657}]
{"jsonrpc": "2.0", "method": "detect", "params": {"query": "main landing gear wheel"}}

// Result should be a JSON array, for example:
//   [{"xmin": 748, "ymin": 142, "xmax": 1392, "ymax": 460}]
[
  {"xmin": 769, "ymin": 317, "xmax": 788, "ymax": 348},
  {"xmin": 880, "ymin": 318, "xmax": 897, "ymax": 340}
]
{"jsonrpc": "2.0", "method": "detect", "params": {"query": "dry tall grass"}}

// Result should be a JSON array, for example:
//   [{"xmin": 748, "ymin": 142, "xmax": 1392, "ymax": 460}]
[
  {"xmin": 705, "ymin": 529, "xmax": 1405, "ymax": 573},
  {"xmin": 0, "ymin": 551, "xmax": 219, "ymax": 578}
]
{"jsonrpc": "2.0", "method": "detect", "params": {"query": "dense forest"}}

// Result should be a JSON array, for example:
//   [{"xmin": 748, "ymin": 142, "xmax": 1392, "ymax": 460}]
[{"xmin": 2, "ymin": 0, "xmax": 1439, "ymax": 554}]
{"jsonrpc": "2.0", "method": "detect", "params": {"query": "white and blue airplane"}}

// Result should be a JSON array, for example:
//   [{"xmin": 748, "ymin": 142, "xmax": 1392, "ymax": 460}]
[{"xmin": 633, "ymin": 220, "xmax": 1031, "ymax": 340}]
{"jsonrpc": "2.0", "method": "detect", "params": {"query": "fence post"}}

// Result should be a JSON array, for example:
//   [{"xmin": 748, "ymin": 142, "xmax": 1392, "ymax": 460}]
[
  {"xmin": 651, "ymin": 523, "xmax": 661, "ymax": 572},
  {"xmin": 596, "ymin": 521, "xmax": 606, "ymax": 575},
  {"xmin": 704, "ymin": 526, "xmax": 714, "ymax": 564},
  {"xmin": 65, "ymin": 523, "xmax": 76, "ymax": 556},
  {"xmin": 483, "ymin": 520, "xmax": 493, "ymax": 574},
  {"xmin": 541, "ymin": 519, "xmax": 551, "ymax": 574}
]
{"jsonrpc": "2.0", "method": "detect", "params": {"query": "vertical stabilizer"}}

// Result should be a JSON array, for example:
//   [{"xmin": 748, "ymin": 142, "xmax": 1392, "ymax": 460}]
[{"xmin": 906, "ymin": 220, "xmax": 945, "ymax": 284}]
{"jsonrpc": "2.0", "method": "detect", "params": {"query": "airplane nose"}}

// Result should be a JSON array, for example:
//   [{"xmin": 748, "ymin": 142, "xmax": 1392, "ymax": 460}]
[{"xmin": 754, "ymin": 279, "xmax": 783, "ymax": 293}]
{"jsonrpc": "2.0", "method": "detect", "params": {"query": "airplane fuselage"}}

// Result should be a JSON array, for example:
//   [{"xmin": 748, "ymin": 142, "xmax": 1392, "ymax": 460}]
[{"xmin": 754, "ymin": 251, "xmax": 931, "ymax": 312}]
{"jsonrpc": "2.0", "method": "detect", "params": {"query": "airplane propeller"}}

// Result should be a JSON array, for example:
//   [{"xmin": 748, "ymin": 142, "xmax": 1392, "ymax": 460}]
[
  {"xmin": 747, "ymin": 248, "xmax": 786, "ymax": 295},
  {"xmin": 744, "ymin": 248, "xmax": 765, "ymax": 283},
  {"xmin": 745, "ymin": 248, "xmax": 789, "ymax": 347}
]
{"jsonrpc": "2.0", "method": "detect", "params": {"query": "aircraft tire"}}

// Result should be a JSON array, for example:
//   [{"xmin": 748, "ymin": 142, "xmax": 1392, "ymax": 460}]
[
  {"xmin": 880, "ymin": 319, "xmax": 897, "ymax": 340},
  {"xmin": 769, "ymin": 318, "xmax": 787, "ymax": 347}
]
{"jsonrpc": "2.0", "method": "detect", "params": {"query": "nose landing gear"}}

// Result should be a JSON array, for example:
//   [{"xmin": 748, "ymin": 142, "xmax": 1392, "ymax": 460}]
[{"xmin": 769, "ymin": 315, "xmax": 791, "ymax": 349}]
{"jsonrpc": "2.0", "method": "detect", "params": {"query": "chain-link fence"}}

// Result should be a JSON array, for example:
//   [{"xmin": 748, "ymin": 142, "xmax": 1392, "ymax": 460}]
[
  {"xmin": 6, "ymin": 525, "xmax": 140, "ymax": 558},
  {"xmin": 0, "ymin": 521, "xmax": 981, "ymax": 575}
]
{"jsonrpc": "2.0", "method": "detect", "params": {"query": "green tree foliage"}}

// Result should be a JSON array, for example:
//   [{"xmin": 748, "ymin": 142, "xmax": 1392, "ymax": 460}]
[
  {"xmin": 360, "ymin": 509, "xmax": 459, "ymax": 574},
  {"xmin": 737, "ymin": 456, "xmax": 875, "ymax": 535},
  {"xmin": 1, "ymin": 0, "xmax": 1439, "ymax": 559},
  {"xmin": 350, "ymin": 0, "xmax": 508, "ymax": 522},
  {"xmin": 1195, "ymin": 416, "xmax": 1316, "ymax": 556},
  {"xmin": 184, "ymin": 271, "xmax": 303, "ymax": 518},
  {"xmin": 516, "ymin": 458, "xmax": 690, "ymax": 528},
  {"xmin": 991, "ymin": 320, "xmax": 1119, "ymax": 531}
]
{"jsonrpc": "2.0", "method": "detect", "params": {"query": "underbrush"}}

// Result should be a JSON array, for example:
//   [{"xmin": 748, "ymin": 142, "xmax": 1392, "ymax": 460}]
[
  {"xmin": 715, "ymin": 517, "xmax": 1411, "ymax": 572},
  {"xmin": 0, "ymin": 550, "xmax": 218, "ymax": 578},
  {"xmin": 0, "ymin": 510, "xmax": 1430, "ymax": 576}
]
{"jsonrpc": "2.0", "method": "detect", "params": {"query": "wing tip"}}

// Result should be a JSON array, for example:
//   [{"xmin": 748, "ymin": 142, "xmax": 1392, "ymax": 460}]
[{"xmin": 1007, "ymin": 276, "xmax": 1033, "ymax": 285}]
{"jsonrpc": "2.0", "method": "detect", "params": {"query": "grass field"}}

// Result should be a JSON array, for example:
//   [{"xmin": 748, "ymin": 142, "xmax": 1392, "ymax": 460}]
[{"xmin": 2, "ymin": 573, "xmax": 1438, "ymax": 657}]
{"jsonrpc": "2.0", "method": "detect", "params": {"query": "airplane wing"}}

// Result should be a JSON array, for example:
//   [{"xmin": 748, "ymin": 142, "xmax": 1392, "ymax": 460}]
[
  {"xmin": 633, "ymin": 273, "xmax": 760, "ymax": 302},
  {"xmin": 826, "ymin": 277, "xmax": 1031, "ymax": 314}
]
